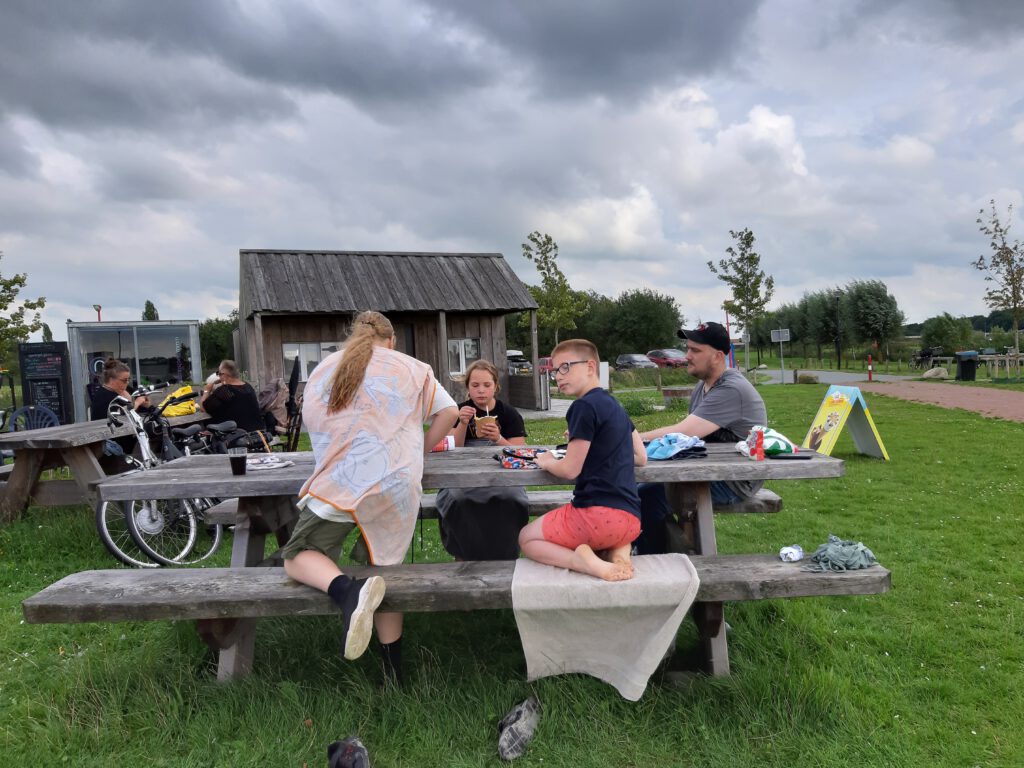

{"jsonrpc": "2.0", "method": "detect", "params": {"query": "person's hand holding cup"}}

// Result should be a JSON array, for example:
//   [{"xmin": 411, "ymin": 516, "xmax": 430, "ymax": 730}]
[{"xmin": 474, "ymin": 414, "xmax": 499, "ymax": 442}]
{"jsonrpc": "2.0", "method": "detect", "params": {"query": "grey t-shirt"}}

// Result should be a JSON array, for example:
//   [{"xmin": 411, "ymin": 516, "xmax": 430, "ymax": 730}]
[{"xmin": 690, "ymin": 368, "xmax": 767, "ymax": 498}]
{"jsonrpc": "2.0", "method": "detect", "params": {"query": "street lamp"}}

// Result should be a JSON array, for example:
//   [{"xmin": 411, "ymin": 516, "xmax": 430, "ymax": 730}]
[{"xmin": 92, "ymin": 304, "xmax": 102, "ymax": 322}]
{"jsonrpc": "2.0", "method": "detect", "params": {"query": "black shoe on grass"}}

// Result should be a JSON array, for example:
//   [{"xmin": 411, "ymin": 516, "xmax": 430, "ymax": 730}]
[{"xmin": 340, "ymin": 576, "xmax": 385, "ymax": 661}]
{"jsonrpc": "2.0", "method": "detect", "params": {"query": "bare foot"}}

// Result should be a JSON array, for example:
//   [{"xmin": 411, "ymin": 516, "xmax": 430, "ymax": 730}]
[
  {"xmin": 607, "ymin": 545, "xmax": 634, "ymax": 578},
  {"xmin": 571, "ymin": 544, "xmax": 633, "ymax": 581}
]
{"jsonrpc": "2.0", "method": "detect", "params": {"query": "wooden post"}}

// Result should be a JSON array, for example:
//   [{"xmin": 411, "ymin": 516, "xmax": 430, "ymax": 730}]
[{"xmin": 437, "ymin": 311, "xmax": 450, "ymax": 394}]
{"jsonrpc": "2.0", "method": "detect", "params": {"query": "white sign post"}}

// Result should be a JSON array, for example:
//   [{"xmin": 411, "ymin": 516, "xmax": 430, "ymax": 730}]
[{"xmin": 771, "ymin": 328, "xmax": 791, "ymax": 384}]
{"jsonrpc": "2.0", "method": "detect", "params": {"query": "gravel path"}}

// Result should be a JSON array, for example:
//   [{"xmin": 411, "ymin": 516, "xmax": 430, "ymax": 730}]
[{"xmin": 857, "ymin": 380, "xmax": 1024, "ymax": 422}]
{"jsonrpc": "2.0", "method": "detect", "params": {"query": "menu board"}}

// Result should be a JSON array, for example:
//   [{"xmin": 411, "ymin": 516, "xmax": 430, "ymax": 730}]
[{"xmin": 18, "ymin": 342, "xmax": 72, "ymax": 424}]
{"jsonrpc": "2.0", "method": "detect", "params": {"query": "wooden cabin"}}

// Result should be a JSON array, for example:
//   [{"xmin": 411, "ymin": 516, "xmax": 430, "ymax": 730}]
[{"xmin": 236, "ymin": 250, "xmax": 544, "ymax": 408}]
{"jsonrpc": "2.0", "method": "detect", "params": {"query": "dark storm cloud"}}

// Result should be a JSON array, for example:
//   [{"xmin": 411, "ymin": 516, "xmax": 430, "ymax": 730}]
[
  {"xmin": 426, "ymin": 0, "xmax": 764, "ymax": 98},
  {"xmin": 0, "ymin": 0, "xmax": 498, "ymax": 134}
]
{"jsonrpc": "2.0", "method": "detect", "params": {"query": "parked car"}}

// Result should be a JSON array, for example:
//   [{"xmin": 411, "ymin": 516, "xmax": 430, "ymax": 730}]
[
  {"xmin": 646, "ymin": 348, "xmax": 688, "ymax": 368},
  {"xmin": 506, "ymin": 350, "xmax": 533, "ymax": 376},
  {"xmin": 537, "ymin": 357, "xmax": 554, "ymax": 375},
  {"xmin": 614, "ymin": 353, "xmax": 657, "ymax": 371}
]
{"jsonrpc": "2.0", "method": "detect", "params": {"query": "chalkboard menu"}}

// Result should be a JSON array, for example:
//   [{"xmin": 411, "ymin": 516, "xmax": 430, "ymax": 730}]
[{"xmin": 18, "ymin": 342, "xmax": 72, "ymax": 424}]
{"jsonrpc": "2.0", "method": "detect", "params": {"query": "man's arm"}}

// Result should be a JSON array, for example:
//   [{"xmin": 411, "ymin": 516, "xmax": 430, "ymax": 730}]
[{"xmin": 640, "ymin": 413, "xmax": 720, "ymax": 442}]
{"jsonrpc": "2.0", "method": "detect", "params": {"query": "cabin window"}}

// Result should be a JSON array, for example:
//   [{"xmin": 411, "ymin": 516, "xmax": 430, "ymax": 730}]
[
  {"xmin": 282, "ymin": 342, "xmax": 339, "ymax": 382},
  {"xmin": 447, "ymin": 338, "xmax": 481, "ymax": 380}
]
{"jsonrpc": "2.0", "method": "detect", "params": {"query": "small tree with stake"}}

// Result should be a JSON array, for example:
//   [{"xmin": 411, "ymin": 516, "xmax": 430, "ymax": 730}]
[
  {"xmin": 974, "ymin": 200, "xmax": 1024, "ymax": 354},
  {"xmin": 707, "ymin": 228, "xmax": 775, "ymax": 372}
]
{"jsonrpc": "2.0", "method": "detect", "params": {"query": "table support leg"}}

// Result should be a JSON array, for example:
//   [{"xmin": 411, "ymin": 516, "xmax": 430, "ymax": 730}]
[
  {"xmin": 59, "ymin": 446, "xmax": 106, "ymax": 508},
  {"xmin": 0, "ymin": 450, "xmax": 45, "ymax": 524},
  {"xmin": 214, "ymin": 508, "xmax": 269, "ymax": 681},
  {"xmin": 666, "ymin": 481, "xmax": 730, "ymax": 677}
]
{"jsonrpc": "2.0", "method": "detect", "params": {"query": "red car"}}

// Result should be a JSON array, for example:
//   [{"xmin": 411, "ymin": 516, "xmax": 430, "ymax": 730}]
[
  {"xmin": 646, "ymin": 348, "xmax": 688, "ymax": 368},
  {"xmin": 538, "ymin": 357, "xmax": 554, "ymax": 375}
]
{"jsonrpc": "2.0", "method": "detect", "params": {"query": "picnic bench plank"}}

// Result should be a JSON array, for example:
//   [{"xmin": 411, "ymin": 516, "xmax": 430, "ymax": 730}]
[{"xmin": 22, "ymin": 556, "xmax": 891, "ymax": 624}]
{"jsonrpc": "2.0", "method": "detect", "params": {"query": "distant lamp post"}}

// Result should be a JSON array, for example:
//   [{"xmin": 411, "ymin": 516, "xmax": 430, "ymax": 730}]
[{"xmin": 92, "ymin": 304, "xmax": 102, "ymax": 322}]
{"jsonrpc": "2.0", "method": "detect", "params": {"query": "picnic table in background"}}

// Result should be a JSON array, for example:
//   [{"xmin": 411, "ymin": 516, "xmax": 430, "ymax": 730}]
[{"xmin": 0, "ymin": 411, "xmax": 208, "ymax": 524}]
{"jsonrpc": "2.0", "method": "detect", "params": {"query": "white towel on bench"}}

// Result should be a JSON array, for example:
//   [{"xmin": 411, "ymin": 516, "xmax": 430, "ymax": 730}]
[{"xmin": 511, "ymin": 553, "xmax": 700, "ymax": 701}]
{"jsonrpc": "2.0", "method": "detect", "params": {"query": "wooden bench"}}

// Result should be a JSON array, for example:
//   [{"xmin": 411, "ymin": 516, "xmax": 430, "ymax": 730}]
[
  {"xmin": 202, "ymin": 488, "xmax": 783, "ymax": 526},
  {"xmin": 22, "ymin": 557, "xmax": 891, "ymax": 678},
  {"xmin": 661, "ymin": 386, "xmax": 693, "ymax": 406}
]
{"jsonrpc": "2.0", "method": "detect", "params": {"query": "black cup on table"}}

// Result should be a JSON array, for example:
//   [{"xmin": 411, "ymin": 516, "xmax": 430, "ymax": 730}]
[{"xmin": 228, "ymin": 446, "xmax": 247, "ymax": 475}]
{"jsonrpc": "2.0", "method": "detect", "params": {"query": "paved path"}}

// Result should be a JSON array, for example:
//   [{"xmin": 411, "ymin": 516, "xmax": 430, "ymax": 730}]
[{"xmin": 857, "ymin": 380, "xmax": 1024, "ymax": 422}]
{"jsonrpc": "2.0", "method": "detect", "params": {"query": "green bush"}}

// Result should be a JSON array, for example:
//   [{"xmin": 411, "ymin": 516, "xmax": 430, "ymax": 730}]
[
  {"xmin": 609, "ymin": 367, "xmax": 695, "ymax": 389},
  {"xmin": 616, "ymin": 392, "xmax": 656, "ymax": 417}
]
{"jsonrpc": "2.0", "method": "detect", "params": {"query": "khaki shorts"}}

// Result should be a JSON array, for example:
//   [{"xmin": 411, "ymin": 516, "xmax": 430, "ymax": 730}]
[{"xmin": 280, "ymin": 508, "xmax": 357, "ymax": 562}]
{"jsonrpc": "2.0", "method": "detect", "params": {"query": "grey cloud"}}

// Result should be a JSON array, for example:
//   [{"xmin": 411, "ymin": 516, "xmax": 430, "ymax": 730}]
[
  {"xmin": 95, "ymin": 150, "xmax": 195, "ymax": 203},
  {"xmin": 0, "ymin": 0, "xmax": 498, "ymax": 134},
  {"xmin": 855, "ymin": 0, "xmax": 1024, "ymax": 45},
  {"xmin": 0, "ymin": 120, "xmax": 38, "ymax": 177},
  {"xmin": 426, "ymin": 0, "xmax": 765, "ymax": 98}
]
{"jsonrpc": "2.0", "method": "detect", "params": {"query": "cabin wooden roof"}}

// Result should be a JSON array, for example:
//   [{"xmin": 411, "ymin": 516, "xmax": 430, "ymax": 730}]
[{"xmin": 239, "ymin": 250, "xmax": 537, "ymax": 315}]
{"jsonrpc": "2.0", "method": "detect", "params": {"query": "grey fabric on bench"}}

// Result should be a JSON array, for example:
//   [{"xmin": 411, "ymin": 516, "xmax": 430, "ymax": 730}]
[{"xmin": 22, "ymin": 556, "xmax": 890, "ymax": 624}]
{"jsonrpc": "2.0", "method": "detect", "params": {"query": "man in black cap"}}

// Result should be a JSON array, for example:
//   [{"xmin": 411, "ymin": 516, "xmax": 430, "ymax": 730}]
[{"xmin": 635, "ymin": 322, "xmax": 767, "ymax": 554}]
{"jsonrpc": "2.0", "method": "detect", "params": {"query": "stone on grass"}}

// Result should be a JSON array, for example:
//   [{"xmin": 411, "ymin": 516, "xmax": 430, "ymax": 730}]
[{"xmin": 922, "ymin": 367, "xmax": 948, "ymax": 380}]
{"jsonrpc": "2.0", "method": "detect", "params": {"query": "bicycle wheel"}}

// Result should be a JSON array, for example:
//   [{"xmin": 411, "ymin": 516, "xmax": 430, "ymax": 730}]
[
  {"xmin": 172, "ymin": 498, "xmax": 225, "ymax": 565},
  {"xmin": 125, "ymin": 498, "xmax": 199, "ymax": 567},
  {"xmin": 95, "ymin": 500, "xmax": 160, "ymax": 568}
]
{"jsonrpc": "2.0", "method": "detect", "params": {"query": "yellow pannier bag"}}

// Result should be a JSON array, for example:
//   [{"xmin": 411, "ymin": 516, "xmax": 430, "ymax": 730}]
[{"xmin": 159, "ymin": 385, "xmax": 197, "ymax": 417}]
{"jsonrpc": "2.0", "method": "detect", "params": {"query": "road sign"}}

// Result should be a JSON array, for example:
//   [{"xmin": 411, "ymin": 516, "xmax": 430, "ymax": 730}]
[{"xmin": 771, "ymin": 328, "xmax": 791, "ymax": 343}]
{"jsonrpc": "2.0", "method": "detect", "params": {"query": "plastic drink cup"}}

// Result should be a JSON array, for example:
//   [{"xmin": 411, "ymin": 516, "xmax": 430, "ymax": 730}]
[{"xmin": 229, "ymin": 446, "xmax": 247, "ymax": 475}]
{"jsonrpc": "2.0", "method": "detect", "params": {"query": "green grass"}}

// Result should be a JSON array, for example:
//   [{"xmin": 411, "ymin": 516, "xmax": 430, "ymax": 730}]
[{"xmin": 2, "ymin": 386, "xmax": 1023, "ymax": 766}]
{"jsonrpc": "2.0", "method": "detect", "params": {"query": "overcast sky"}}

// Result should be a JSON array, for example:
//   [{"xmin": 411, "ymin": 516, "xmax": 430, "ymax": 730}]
[{"xmin": 2, "ymin": 0, "xmax": 1024, "ymax": 342}]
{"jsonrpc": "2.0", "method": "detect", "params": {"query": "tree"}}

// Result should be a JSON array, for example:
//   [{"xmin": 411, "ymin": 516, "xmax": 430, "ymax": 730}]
[
  {"xmin": 198, "ymin": 310, "xmax": 238, "ymax": 370},
  {"xmin": 605, "ymin": 288, "xmax": 683, "ymax": 360},
  {"xmin": 974, "ymin": 200, "xmax": 1024, "ymax": 352},
  {"xmin": 921, "ymin": 313, "xmax": 973, "ymax": 353},
  {"xmin": 142, "ymin": 300, "xmax": 160, "ymax": 321},
  {"xmin": 521, "ymin": 232, "xmax": 589, "ymax": 345},
  {"xmin": 41, "ymin": 323, "xmax": 53, "ymax": 343},
  {"xmin": 845, "ymin": 280, "xmax": 905, "ymax": 359},
  {"xmin": 0, "ymin": 251, "xmax": 46, "ymax": 369},
  {"xmin": 707, "ymin": 228, "xmax": 775, "ymax": 370}
]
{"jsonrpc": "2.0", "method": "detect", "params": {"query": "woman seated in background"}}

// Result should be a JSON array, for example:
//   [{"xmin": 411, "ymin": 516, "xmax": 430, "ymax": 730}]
[
  {"xmin": 436, "ymin": 359, "xmax": 530, "ymax": 561},
  {"xmin": 90, "ymin": 358, "xmax": 150, "ymax": 469}
]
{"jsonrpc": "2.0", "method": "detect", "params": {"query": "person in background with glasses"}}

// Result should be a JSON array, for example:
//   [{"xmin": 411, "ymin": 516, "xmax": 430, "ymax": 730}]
[
  {"xmin": 89, "ymin": 358, "xmax": 151, "ymax": 465},
  {"xmin": 518, "ymin": 339, "xmax": 647, "ymax": 581}
]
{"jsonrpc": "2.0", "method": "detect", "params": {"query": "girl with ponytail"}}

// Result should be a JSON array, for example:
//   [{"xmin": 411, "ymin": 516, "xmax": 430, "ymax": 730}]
[{"xmin": 282, "ymin": 311, "xmax": 457, "ymax": 685}]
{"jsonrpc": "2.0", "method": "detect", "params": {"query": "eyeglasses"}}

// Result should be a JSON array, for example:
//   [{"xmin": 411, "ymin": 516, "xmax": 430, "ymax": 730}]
[
  {"xmin": 550, "ymin": 360, "xmax": 588, "ymax": 378},
  {"xmin": 116, "ymin": 375, "xmax": 130, "ymax": 383}
]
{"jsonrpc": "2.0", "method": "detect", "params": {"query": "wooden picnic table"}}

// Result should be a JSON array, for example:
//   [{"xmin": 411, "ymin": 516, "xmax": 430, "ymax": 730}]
[
  {"xmin": 95, "ymin": 444, "xmax": 844, "ymax": 679},
  {"xmin": 0, "ymin": 412, "xmax": 208, "ymax": 524}
]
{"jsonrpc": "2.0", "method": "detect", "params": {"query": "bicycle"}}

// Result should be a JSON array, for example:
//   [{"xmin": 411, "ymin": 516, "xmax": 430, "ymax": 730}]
[{"xmin": 94, "ymin": 385, "xmax": 238, "ymax": 567}]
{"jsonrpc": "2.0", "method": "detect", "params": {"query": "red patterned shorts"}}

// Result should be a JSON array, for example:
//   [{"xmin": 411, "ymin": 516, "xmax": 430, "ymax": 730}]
[{"xmin": 541, "ymin": 503, "xmax": 641, "ymax": 551}]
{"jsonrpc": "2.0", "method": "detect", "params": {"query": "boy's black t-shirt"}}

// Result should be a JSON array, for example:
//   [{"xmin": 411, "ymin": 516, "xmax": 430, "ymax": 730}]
[{"xmin": 566, "ymin": 387, "xmax": 640, "ymax": 517}]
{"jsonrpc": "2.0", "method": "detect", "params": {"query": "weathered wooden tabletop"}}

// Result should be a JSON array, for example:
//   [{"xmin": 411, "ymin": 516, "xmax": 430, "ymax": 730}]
[
  {"xmin": 96, "ymin": 444, "xmax": 842, "ymax": 502},
  {"xmin": 0, "ymin": 411, "xmax": 209, "ymax": 450}
]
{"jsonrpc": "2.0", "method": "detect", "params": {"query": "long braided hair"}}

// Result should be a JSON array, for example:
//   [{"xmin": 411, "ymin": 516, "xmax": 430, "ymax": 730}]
[{"xmin": 327, "ymin": 311, "xmax": 395, "ymax": 413}]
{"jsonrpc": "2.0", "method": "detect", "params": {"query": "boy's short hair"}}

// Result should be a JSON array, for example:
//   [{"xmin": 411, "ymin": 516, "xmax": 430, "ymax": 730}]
[{"xmin": 551, "ymin": 338, "xmax": 600, "ymax": 363}]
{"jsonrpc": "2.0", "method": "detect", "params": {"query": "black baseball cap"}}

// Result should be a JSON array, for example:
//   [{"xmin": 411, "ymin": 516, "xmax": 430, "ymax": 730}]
[{"xmin": 677, "ymin": 322, "xmax": 731, "ymax": 353}]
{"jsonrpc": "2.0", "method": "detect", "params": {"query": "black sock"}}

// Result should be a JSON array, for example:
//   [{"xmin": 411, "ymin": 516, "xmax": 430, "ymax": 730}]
[
  {"xmin": 379, "ymin": 637, "xmax": 403, "ymax": 686},
  {"xmin": 327, "ymin": 574, "xmax": 354, "ymax": 608}
]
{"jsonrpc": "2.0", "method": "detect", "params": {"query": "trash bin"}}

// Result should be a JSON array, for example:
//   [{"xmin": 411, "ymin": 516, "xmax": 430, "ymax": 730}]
[{"xmin": 955, "ymin": 351, "xmax": 979, "ymax": 381}]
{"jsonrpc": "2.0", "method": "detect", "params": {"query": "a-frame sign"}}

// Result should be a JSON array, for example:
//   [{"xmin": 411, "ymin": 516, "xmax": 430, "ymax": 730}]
[{"xmin": 802, "ymin": 385, "xmax": 889, "ymax": 460}]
